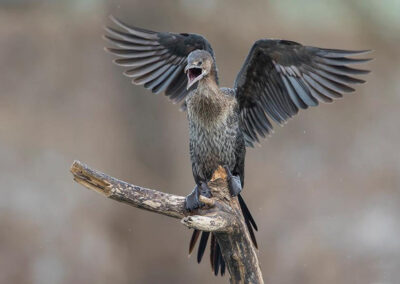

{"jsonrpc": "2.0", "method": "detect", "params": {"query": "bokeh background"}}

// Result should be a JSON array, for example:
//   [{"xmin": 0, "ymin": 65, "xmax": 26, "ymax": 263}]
[{"xmin": 1, "ymin": 0, "xmax": 399, "ymax": 283}]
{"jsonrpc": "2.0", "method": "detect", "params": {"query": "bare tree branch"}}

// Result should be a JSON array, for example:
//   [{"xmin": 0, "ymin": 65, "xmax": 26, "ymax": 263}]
[{"xmin": 70, "ymin": 160, "xmax": 263, "ymax": 283}]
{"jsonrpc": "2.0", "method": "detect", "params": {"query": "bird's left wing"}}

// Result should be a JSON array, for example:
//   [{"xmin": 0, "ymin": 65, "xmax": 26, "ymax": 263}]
[
  {"xmin": 234, "ymin": 39, "xmax": 371, "ymax": 147},
  {"xmin": 105, "ymin": 16, "xmax": 216, "ymax": 104}
]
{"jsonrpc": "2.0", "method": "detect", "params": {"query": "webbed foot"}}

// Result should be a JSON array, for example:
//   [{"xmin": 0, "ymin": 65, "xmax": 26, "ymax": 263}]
[
  {"xmin": 185, "ymin": 185, "xmax": 202, "ymax": 211},
  {"xmin": 199, "ymin": 182, "xmax": 212, "ymax": 198},
  {"xmin": 185, "ymin": 182, "xmax": 213, "ymax": 211},
  {"xmin": 223, "ymin": 165, "xmax": 242, "ymax": 197}
]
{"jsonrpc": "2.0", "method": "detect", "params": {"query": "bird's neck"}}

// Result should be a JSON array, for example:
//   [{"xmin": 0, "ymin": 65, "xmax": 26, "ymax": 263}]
[
  {"xmin": 187, "ymin": 77, "xmax": 228, "ymax": 126},
  {"xmin": 198, "ymin": 75, "xmax": 219, "ymax": 94}
]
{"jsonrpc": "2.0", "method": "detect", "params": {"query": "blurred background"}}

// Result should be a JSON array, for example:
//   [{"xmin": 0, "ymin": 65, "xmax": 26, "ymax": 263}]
[{"xmin": 0, "ymin": 0, "xmax": 399, "ymax": 283}]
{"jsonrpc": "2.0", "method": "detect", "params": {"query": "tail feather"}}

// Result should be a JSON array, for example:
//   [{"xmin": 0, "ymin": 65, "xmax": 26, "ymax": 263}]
[
  {"xmin": 189, "ymin": 229, "xmax": 201, "ymax": 255},
  {"xmin": 213, "ymin": 240, "xmax": 222, "ymax": 276},
  {"xmin": 209, "ymin": 234, "xmax": 225, "ymax": 276},
  {"xmin": 197, "ymin": 231, "xmax": 210, "ymax": 263},
  {"xmin": 210, "ymin": 233, "xmax": 216, "ymax": 269},
  {"xmin": 238, "ymin": 194, "xmax": 258, "ymax": 231},
  {"xmin": 220, "ymin": 251, "xmax": 226, "ymax": 276},
  {"xmin": 188, "ymin": 193, "xmax": 257, "ymax": 276},
  {"xmin": 245, "ymin": 217, "xmax": 258, "ymax": 249}
]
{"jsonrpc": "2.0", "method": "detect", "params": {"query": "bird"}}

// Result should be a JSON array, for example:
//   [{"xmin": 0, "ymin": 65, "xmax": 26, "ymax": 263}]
[{"xmin": 104, "ymin": 15, "xmax": 371, "ymax": 276}]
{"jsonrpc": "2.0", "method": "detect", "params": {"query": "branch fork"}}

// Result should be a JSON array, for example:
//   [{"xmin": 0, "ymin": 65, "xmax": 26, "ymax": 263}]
[{"xmin": 70, "ymin": 160, "xmax": 263, "ymax": 283}]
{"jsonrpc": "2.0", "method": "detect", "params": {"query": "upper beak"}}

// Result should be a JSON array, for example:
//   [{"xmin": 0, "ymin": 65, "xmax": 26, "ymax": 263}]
[
  {"xmin": 184, "ymin": 64, "xmax": 192, "ymax": 74},
  {"xmin": 185, "ymin": 64, "xmax": 204, "ymax": 90}
]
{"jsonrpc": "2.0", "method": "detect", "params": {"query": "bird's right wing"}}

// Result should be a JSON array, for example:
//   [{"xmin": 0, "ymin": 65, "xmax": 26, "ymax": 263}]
[{"xmin": 104, "ymin": 16, "xmax": 217, "ymax": 105}]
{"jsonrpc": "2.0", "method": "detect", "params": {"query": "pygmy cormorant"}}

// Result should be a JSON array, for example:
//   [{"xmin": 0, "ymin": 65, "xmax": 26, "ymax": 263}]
[{"xmin": 104, "ymin": 16, "xmax": 371, "ymax": 276}]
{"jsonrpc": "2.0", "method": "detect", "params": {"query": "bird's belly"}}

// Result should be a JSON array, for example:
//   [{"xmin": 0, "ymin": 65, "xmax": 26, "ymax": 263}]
[{"xmin": 190, "ymin": 124, "xmax": 237, "ymax": 182}]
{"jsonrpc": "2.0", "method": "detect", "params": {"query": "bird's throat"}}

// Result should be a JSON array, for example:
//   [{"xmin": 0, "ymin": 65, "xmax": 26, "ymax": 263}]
[{"xmin": 187, "ymin": 85, "xmax": 227, "ymax": 125}]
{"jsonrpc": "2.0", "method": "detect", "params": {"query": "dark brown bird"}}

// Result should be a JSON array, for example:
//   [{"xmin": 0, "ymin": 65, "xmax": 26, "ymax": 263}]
[{"xmin": 104, "ymin": 16, "xmax": 371, "ymax": 276}]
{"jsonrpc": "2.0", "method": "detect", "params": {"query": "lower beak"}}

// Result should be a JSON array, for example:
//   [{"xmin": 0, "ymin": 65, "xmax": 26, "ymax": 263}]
[
  {"xmin": 185, "ymin": 65, "xmax": 203, "ymax": 90},
  {"xmin": 186, "ymin": 76, "xmax": 197, "ymax": 90}
]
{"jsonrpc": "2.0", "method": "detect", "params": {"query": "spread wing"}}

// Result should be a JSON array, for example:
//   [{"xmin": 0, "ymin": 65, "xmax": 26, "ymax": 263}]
[
  {"xmin": 104, "ymin": 16, "xmax": 216, "ymax": 105},
  {"xmin": 234, "ymin": 39, "xmax": 371, "ymax": 147}
]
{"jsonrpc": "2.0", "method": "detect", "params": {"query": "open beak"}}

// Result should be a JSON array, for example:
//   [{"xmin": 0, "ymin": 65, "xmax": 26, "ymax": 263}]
[{"xmin": 185, "ymin": 64, "xmax": 204, "ymax": 90}]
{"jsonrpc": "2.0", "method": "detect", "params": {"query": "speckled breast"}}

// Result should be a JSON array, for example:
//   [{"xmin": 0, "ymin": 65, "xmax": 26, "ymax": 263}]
[{"xmin": 188, "ymin": 109, "xmax": 239, "ymax": 182}]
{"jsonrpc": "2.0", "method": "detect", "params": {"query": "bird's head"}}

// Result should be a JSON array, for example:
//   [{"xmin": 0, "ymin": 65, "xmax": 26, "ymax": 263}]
[{"xmin": 185, "ymin": 50, "xmax": 214, "ymax": 90}]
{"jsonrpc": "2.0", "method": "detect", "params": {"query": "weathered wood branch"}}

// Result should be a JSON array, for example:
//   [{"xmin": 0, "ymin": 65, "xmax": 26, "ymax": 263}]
[{"xmin": 70, "ymin": 160, "xmax": 263, "ymax": 284}]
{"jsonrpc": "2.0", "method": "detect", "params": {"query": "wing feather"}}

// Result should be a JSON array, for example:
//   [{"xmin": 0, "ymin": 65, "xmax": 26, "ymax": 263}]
[
  {"xmin": 144, "ymin": 65, "xmax": 178, "ymax": 90},
  {"xmin": 104, "ymin": 35, "xmax": 165, "ymax": 50},
  {"xmin": 308, "ymin": 72, "xmax": 355, "ymax": 93},
  {"xmin": 114, "ymin": 56, "xmax": 166, "ymax": 68},
  {"xmin": 105, "ymin": 26, "xmax": 160, "ymax": 46},
  {"xmin": 132, "ymin": 64, "xmax": 171, "ymax": 84},
  {"xmin": 109, "ymin": 15, "xmax": 158, "ymax": 40},
  {"xmin": 105, "ymin": 16, "xmax": 216, "ymax": 105},
  {"xmin": 235, "ymin": 39, "xmax": 371, "ymax": 146},
  {"xmin": 125, "ymin": 61, "xmax": 167, "ymax": 78}
]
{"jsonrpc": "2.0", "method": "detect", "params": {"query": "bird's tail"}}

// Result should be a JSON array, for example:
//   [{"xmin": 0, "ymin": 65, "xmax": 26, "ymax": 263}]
[{"xmin": 188, "ymin": 194, "xmax": 258, "ymax": 276}]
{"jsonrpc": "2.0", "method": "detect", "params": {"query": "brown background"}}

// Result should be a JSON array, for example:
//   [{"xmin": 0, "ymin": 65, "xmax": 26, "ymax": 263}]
[{"xmin": 1, "ymin": 0, "xmax": 399, "ymax": 283}]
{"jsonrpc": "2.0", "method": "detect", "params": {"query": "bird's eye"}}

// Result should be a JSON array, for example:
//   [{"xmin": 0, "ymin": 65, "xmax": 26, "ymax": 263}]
[{"xmin": 197, "ymin": 61, "xmax": 202, "ymax": 66}]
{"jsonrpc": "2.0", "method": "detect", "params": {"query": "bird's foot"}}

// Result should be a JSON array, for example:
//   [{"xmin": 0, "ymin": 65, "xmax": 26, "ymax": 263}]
[
  {"xmin": 185, "ymin": 182, "xmax": 212, "ymax": 211},
  {"xmin": 223, "ymin": 165, "xmax": 242, "ymax": 197},
  {"xmin": 199, "ymin": 182, "xmax": 212, "ymax": 198},
  {"xmin": 185, "ymin": 185, "xmax": 201, "ymax": 211}
]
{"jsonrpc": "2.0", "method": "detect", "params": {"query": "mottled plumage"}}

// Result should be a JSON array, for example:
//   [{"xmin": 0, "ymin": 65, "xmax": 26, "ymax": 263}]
[
  {"xmin": 187, "ymin": 84, "xmax": 243, "ymax": 185},
  {"xmin": 104, "ymin": 16, "xmax": 371, "ymax": 277}
]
